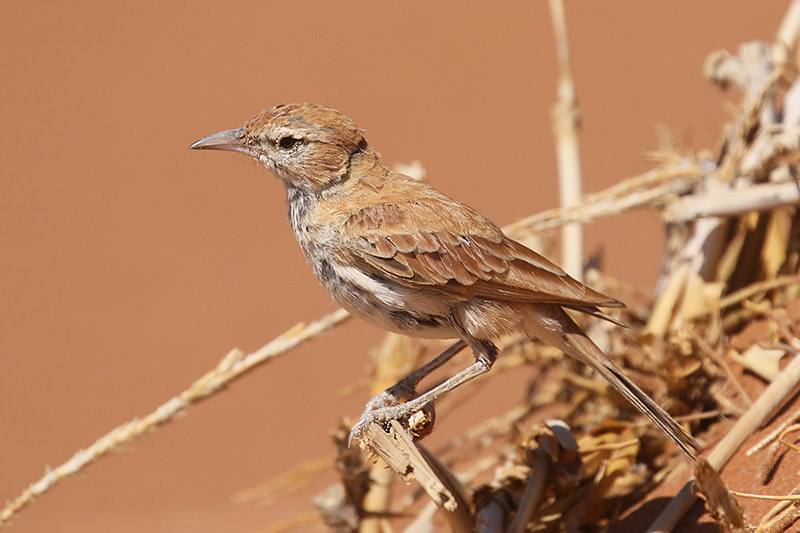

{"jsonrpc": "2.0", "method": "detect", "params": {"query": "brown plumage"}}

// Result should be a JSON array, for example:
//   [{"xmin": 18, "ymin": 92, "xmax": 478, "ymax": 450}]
[{"xmin": 190, "ymin": 103, "xmax": 700, "ymax": 458}]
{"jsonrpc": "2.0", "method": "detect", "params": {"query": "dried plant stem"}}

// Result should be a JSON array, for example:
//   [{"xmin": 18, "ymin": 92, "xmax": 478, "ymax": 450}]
[
  {"xmin": 776, "ymin": 0, "xmax": 800, "ymax": 57},
  {"xmin": 648, "ymin": 202, "xmax": 728, "ymax": 335},
  {"xmin": 756, "ymin": 484, "xmax": 800, "ymax": 532},
  {"xmin": 676, "ymin": 410, "xmax": 729, "ymax": 423},
  {"xmin": 720, "ymin": 273, "xmax": 800, "ymax": 309},
  {"xmin": 646, "ymin": 263, "xmax": 691, "ymax": 338},
  {"xmin": 503, "ymin": 163, "xmax": 700, "ymax": 237},
  {"xmin": 746, "ymin": 406, "xmax": 800, "ymax": 455},
  {"xmin": 0, "ymin": 308, "xmax": 350, "ymax": 527},
  {"xmin": 733, "ymin": 491, "xmax": 800, "ymax": 501},
  {"xmin": 647, "ymin": 350, "xmax": 800, "ymax": 532},
  {"xmin": 666, "ymin": 180, "xmax": 800, "ymax": 223},
  {"xmin": 366, "ymin": 421, "xmax": 473, "ymax": 532},
  {"xmin": 548, "ymin": 0, "xmax": 583, "ymax": 280},
  {"xmin": 688, "ymin": 331, "xmax": 752, "ymax": 407},
  {"xmin": 361, "ymin": 334, "xmax": 422, "ymax": 533}
]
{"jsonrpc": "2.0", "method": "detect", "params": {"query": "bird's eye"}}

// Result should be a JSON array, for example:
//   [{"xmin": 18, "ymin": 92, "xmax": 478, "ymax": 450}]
[{"xmin": 278, "ymin": 136, "xmax": 300, "ymax": 150}]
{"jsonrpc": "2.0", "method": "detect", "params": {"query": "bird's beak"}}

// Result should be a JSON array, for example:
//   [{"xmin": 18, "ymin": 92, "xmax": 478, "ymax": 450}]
[{"xmin": 189, "ymin": 128, "xmax": 254, "ymax": 155}]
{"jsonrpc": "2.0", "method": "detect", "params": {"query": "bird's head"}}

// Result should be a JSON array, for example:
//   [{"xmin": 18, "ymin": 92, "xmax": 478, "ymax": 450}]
[{"xmin": 190, "ymin": 103, "xmax": 369, "ymax": 192}]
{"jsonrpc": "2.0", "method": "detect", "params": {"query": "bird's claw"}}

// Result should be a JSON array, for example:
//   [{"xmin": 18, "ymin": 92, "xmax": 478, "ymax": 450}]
[
  {"xmin": 348, "ymin": 387, "xmax": 409, "ymax": 446},
  {"xmin": 348, "ymin": 397, "xmax": 436, "ymax": 448},
  {"xmin": 347, "ymin": 415, "xmax": 373, "ymax": 447},
  {"xmin": 347, "ymin": 404, "xmax": 395, "ymax": 447}
]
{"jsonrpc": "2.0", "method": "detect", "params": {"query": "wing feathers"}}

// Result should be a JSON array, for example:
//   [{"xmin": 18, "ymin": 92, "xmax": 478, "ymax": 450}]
[
  {"xmin": 342, "ymin": 199, "xmax": 619, "ymax": 309},
  {"xmin": 362, "ymin": 254, "xmax": 414, "ymax": 278},
  {"xmin": 349, "ymin": 231, "xmax": 618, "ymax": 308},
  {"xmin": 416, "ymin": 231, "xmax": 440, "ymax": 253},
  {"xmin": 388, "ymin": 233, "xmax": 417, "ymax": 253}
]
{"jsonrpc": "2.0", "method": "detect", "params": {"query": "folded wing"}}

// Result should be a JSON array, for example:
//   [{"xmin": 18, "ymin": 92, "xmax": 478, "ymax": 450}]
[{"xmin": 340, "ymin": 197, "xmax": 622, "ymax": 310}]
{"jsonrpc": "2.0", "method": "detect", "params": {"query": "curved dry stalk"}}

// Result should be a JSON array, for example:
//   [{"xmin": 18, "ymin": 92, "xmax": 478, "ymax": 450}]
[{"xmin": 0, "ymin": 308, "xmax": 350, "ymax": 527}]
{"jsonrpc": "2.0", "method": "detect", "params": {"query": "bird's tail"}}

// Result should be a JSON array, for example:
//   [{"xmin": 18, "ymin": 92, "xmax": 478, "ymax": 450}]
[{"xmin": 524, "ymin": 305, "xmax": 700, "ymax": 460}]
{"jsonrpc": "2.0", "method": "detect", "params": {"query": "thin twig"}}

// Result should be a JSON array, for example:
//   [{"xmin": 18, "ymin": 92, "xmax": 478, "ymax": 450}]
[
  {"xmin": 688, "ymin": 330, "xmax": 752, "ymax": 408},
  {"xmin": 675, "ymin": 410, "xmax": 728, "ymax": 423},
  {"xmin": 746, "ymin": 406, "xmax": 800, "ymax": 455},
  {"xmin": 504, "ymin": 163, "xmax": 701, "ymax": 236},
  {"xmin": 733, "ymin": 491, "xmax": 800, "ymax": 501},
  {"xmin": 0, "ymin": 309, "xmax": 350, "ymax": 526},
  {"xmin": 720, "ymin": 274, "xmax": 800, "ymax": 309},
  {"xmin": 577, "ymin": 438, "xmax": 642, "ymax": 453}
]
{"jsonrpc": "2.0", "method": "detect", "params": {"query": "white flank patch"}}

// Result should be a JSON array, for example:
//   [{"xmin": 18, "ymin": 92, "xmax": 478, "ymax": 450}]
[{"xmin": 333, "ymin": 263, "xmax": 406, "ymax": 307}]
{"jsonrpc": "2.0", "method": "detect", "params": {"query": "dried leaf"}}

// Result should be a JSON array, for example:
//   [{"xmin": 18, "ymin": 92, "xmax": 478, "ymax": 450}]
[
  {"xmin": 761, "ymin": 210, "xmax": 791, "ymax": 280},
  {"xmin": 694, "ymin": 458, "xmax": 747, "ymax": 533},
  {"xmin": 730, "ymin": 345, "xmax": 786, "ymax": 381}
]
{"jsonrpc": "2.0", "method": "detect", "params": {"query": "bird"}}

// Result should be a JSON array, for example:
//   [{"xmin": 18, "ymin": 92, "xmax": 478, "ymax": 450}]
[{"xmin": 190, "ymin": 102, "xmax": 701, "ymax": 459}]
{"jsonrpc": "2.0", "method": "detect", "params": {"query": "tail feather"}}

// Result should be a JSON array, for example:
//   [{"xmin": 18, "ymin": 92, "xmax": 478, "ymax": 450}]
[{"xmin": 526, "ymin": 305, "xmax": 700, "ymax": 459}]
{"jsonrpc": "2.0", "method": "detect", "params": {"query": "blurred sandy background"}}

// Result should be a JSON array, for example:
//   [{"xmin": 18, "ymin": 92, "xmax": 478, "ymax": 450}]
[{"xmin": 0, "ymin": 2, "xmax": 789, "ymax": 531}]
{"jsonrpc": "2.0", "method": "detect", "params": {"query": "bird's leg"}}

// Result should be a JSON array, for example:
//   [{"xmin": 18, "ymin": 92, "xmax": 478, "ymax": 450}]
[
  {"xmin": 350, "ymin": 340, "xmax": 497, "ymax": 444},
  {"xmin": 362, "ymin": 340, "xmax": 467, "ymax": 414}
]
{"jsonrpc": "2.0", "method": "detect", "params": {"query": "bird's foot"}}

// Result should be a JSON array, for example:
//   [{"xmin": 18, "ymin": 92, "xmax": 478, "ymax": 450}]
[{"xmin": 348, "ymin": 391, "xmax": 435, "ymax": 447}]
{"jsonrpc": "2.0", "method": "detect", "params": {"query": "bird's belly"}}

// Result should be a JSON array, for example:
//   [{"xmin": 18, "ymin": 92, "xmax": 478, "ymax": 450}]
[{"xmin": 318, "ymin": 260, "xmax": 458, "ymax": 339}]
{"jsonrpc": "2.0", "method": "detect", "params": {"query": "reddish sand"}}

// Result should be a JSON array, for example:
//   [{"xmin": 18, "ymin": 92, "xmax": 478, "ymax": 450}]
[{"xmin": 0, "ymin": 2, "xmax": 790, "ymax": 531}]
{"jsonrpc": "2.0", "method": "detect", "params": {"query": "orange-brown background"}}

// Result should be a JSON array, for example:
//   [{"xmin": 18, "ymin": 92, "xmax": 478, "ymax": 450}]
[{"xmin": 0, "ymin": 2, "xmax": 787, "ymax": 531}]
